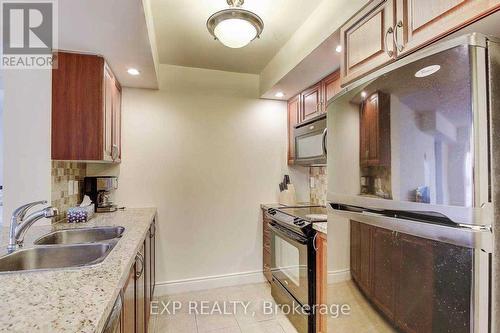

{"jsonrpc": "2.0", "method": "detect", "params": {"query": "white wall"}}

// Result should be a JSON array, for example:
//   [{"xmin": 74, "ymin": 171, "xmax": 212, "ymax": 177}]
[
  {"xmin": 88, "ymin": 64, "xmax": 309, "ymax": 292},
  {"xmin": 0, "ymin": 87, "xmax": 4, "ymax": 188},
  {"xmin": 2, "ymin": 70, "xmax": 52, "ymax": 225}
]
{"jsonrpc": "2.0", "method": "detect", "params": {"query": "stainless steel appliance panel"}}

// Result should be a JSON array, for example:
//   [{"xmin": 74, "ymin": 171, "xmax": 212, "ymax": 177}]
[{"xmin": 294, "ymin": 115, "xmax": 327, "ymax": 166}]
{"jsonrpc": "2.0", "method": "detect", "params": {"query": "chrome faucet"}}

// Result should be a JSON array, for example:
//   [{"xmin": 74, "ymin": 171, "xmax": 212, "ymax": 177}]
[{"xmin": 7, "ymin": 201, "xmax": 59, "ymax": 253}]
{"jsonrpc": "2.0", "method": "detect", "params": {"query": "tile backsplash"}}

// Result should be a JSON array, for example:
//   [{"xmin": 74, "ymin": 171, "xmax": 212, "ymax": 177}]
[
  {"xmin": 51, "ymin": 161, "xmax": 86, "ymax": 222},
  {"xmin": 310, "ymin": 166, "xmax": 327, "ymax": 206}
]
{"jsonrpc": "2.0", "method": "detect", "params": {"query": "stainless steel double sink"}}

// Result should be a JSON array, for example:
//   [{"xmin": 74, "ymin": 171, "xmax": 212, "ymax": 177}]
[{"xmin": 0, "ymin": 226, "xmax": 125, "ymax": 273}]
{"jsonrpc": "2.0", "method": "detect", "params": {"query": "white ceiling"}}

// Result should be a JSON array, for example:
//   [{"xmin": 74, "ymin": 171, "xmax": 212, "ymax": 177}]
[
  {"xmin": 151, "ymin": 0, "xmax": 323, "ymax": 74},
  {"xmin": 58, "ymin": 0, "xmax": 158, "ymax": 89}
]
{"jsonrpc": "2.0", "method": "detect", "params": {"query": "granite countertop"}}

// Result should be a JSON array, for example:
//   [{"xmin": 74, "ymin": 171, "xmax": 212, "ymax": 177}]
[
  {"xmin": 313, "ymin": 222, "xmax": 327, "ymax": 234},
  {"xmin": 0, "ymin": 208, "xmax": 156, "ymax": 333}
]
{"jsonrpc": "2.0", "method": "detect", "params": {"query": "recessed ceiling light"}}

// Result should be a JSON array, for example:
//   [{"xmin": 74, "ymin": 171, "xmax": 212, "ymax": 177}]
[
  {"xmin": 127, "ymin": 68, "xmax": 140, "ymax": 76},
  {"xmin": 207, "ymin": 0, "xmax": 264, "ymax": 49},
  {"xmin": 335, "ymin": 45, "xmax": 342, "ymax": 53},
  {"xmin": 361, "ymin": 91, "xmax": 367, "ymax": 98},
  {"xmin": 275, "ymin": 92, "xmax": 285, "ymax": 98},
  {"xmin": 415, "ymin": 65, "xmax": 441, "ymax": 78}
]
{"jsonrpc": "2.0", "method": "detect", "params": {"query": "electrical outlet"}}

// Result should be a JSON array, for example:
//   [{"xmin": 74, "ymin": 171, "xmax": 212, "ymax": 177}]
[
  {"xmin": 68, "ymin": 181, "xmax": 74, "ymax": 195},
  {"xmin": 73, "ymin": 180, "xmax": 79, "ymax": 195},
  {"xmin": 310, "ymin": 177, "xmax": 315, "ymax": 188}
]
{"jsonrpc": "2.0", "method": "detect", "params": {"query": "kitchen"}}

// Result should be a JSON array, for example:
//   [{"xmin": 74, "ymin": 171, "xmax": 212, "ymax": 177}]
[{"xmin": 1, "ymin": 0, "xmax": 500, "ymax": 333}]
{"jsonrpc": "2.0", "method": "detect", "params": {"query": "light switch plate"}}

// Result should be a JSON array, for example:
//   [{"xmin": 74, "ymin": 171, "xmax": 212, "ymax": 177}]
[
  {"xmin": 73, "ymin": 180, "xmax": 79, "ymax": 195},
  {"xmin": 310, "ymin": 177, "xmax": 315, "ymax": 188}
]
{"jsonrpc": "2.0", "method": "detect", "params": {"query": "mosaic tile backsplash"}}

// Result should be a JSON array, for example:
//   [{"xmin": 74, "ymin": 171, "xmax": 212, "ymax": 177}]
[
  {"xmin": 310, "ymin": 166, "xmax": 327, "ymax": 206},
  {"xmin": 51, "ymin": 161, "xmax": 86, "ymax": 222}
]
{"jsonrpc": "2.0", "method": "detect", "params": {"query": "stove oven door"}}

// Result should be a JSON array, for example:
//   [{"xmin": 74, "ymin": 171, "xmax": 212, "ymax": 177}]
[{"xmin": 268, "ymin": 221, "xmax": 310, "ymax": 306}]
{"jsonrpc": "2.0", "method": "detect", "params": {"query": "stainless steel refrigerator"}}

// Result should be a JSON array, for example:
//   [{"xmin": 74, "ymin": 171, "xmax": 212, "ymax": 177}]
[{"xmin": 326, "ymin": 33, "xmax": 499, "ymax": 333}]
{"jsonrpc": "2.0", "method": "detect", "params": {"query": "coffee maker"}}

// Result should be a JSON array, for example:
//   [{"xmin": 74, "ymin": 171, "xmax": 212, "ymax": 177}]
[{"xmin": 84, "ymin": 176, "xmax": 118, "ymax": 212}]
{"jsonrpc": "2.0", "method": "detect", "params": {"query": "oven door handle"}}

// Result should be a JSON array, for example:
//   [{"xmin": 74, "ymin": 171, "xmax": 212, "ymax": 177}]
[{"xmin": 268, "ymin": 222, "xmax": 308, "ymax": 245}]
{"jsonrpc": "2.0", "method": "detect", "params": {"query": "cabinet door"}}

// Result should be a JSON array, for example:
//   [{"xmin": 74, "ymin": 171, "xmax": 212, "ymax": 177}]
[
  {"xmin": 145, "ymin": 229, "xmax": 151, "ymax": 329},
  {"xmin": 150, "ymin": 219, "xmax": 156, "ymax": 298},
  {"xmin": 315, "ymin": 232, "xmax": 327, "ymax": 333},
  {"xmin": 287, "ymin": 95, "xmax": 301, "ymax": 164},
  {"xmin": 350, "ymin": 220, "xmax": 361, "ymax": 281},
  {"xmin": 372, "ymin": 227, "xmax": 397, "ymax": 321},
  {"xmin": 263, "ymin": 210, "xmax": 272, "ymax": 283},
  {"xmin": 340, "ymin": 0, "xmax": 396, "ymax": 85},
  {"xmin": 358, "ymin": 222, "xmax": 373, "ymax": 296},
  {"xmin": 395, "ymin": 234, "xmax": 434, "ymax": 333},
  {"xmin": 122, "ymin": 266, "xmax": 135, "ymax": 333},
  {"xmin": 395, "ymin": 0, "xmax": 500, "ymax": 56},
  {"xmin": 301, "ymin": 83, "xmax": 322, "ymax": 122},
  {"xmin": 103, "ymin": 65, "xmax": 114, "ymax": 162},
  {"xmin": 112, "ymin": 80, "xmax": 122, "ymax": 162},
  {"xmin": 359, "ymin": 92, "xmax": 390, "ymax": 167},
  {"xmin": 135, "ymin": 245, "xmax": 146, "ymax": 333},
  {"xmin": 322, "ymin": 71, "xmax": 341, "ymax": 111}
]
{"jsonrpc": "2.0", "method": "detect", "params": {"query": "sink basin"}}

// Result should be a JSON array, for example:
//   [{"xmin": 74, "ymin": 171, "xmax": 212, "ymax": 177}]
[
  {"xmin": 0, "ymin": 241, "xmax": 117, "ymax": 273},
  {"xmin": 34, "ymin": 226, "xmax": 125, "ymax": 245}
]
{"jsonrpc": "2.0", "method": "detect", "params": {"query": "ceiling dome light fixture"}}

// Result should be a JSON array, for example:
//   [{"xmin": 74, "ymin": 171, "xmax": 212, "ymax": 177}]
[{"xmin": 207, "ymin": 0, "xmax": 264, "ymax": 49}]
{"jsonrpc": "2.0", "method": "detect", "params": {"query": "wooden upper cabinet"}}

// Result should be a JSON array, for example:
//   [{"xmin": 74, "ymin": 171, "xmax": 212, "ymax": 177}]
[
  {"xmin": 322, "ymin": 71, "xmax": 341, "ymax": 109},
  {"xmin": 395, "ymin": 0, "xmax": 500, "ymax": 55},
  {"xmin": 340, "ymin": 0, "xmax": 396, "ymax": 85},
  {"xmin": 52, "ymin": 52, "xmax": 122, "ymax": 162},
  {"xmin": 359, "ymin": 91, "xmax": 390, "ymax": 167},
  {"xmin": 287, "ymin": 95, "xmax": 301, "ymax": 165},
  {"xmin": 301, "ymin": 82, "xmax": 322, "ymax": 122}
]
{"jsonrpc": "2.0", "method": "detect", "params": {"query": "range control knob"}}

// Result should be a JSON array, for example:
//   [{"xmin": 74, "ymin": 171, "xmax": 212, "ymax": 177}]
[
  {"xmin": 268, "ymin": 208, "xmax": 276, "ymax": 215},
  {"xmin": 293, "ymin": 218, "xmax": 305, "ymax": 226}
]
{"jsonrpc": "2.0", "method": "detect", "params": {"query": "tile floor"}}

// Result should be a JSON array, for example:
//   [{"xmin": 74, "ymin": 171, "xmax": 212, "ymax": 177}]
[
  {"xmin": 327, "ymin": 281, "xmax": 395, "ymax": 333},
  {"xmin": 150, "ymin": 283, "xmax": 299, "ymax": 333}
]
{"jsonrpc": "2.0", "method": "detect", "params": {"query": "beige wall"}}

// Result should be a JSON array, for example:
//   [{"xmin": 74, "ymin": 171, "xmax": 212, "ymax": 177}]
[
  {"xmin": 89, "ymin": 64, "xmax": 309, "ymax": 291},
  {"xmin": 2, "ymin": 70, "xmax": 52, "ymax": 225}
]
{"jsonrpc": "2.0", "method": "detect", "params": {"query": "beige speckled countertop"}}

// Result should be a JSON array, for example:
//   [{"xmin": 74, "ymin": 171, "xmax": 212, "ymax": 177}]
[
  {"xmin": 313, "ymin": 222, "xmax": 327, "ymax": 234},
  {"xmin": 0, "ymin": 208, "xmax": 156, "ymax": 333}
]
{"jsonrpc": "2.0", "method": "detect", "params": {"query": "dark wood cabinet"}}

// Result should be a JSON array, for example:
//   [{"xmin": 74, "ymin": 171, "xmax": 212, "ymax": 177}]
[
  {"xmin": 301, "ymin": 83, "xmax": 322, "ymax": 122},
  {"xmin": 287, "ymin": 95, "xmax": 301, "ymax": 165},
  {"xmin": 262, "ymin": 209, "xmax": 272, "ymax": 283},
  {"xmin": 395, "ymin": 234, "xmax": 434, "ymax": 333},
  {"xmin": 52, "ymin": 52, "xmax": 121, "ymax": 162},
  {"xmin": 359, "ymin": 91, "xmax": 390, "ymax": 167},
  {"xmin": 350, "ymin": 221, "xmax": 462, "ymax": 333},
  {"xmin": 372, "ymin": 227, "xmax": 397, "ymax": 321}
]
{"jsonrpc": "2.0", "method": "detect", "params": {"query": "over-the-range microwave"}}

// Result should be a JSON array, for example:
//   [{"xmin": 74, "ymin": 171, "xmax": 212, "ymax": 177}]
[{"xmin": 294, "ymin": 114, "xmax": 327, "ymax": 166}]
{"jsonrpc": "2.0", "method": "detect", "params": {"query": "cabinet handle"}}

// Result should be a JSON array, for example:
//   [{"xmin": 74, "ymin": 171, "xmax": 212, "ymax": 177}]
[
  {"xmin": 384, "ymin": 26, "xmax": 394, "ymax": 57},
  {"xmin": 111, "ymin": 144, "xmax": 119, "ymax": 160},
  {"xmin": 393, "ymin": 21, "xmax": 404, "ymax": 52},
  {"xmin": 313, "ymin": 233, "xmax": 319, "ymax": 251},
  {"xmin": 135, "ymin": 252, "xmax": 144, "ymax": 279},
  {"xmin": 149, "ymin": 222, "xmax": 156, "ymax": 238}
]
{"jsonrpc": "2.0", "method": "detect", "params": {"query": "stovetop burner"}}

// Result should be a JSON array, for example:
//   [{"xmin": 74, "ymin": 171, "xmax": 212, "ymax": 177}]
[{"xmin": 266, "ymin": 205, "xmax": 327, "ymax": 236}]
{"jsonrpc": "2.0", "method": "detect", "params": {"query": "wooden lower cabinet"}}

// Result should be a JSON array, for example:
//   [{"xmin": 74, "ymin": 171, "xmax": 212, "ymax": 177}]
[
  {"xmin": 372, "ymin": 227, "xmax": 397, "ymax": 321},
  {"xmin": 315, "ymin": 232, "xmax": 327, "ymax": 333},
  {"xmin": 350, "ymin": 220, "xmax": 457, "ymax": 333},
  {"xmin": 122, "ymin": 266, "xmax": 136, "ymax": 333},
  {"xmin": 262, "ymin": 209, "xmax": 272, "ymax": 283},
  {"xmin": 394, "ymin": 234, "xmax": 434, "ymax": 333},
  {"xmin": 118, "ymin": 221, "xmax": 156, "ymax": 333}
]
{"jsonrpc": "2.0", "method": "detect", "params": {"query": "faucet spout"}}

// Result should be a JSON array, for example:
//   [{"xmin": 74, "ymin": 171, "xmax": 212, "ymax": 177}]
[{"xmin": 7, "ymin": 202, "xmax": 58, "ymax": 253}]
